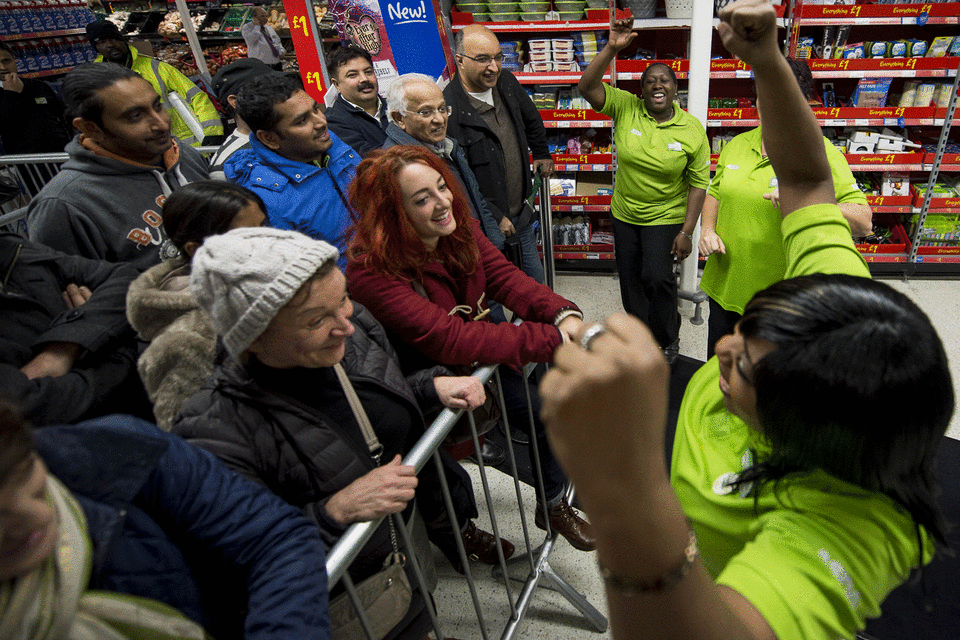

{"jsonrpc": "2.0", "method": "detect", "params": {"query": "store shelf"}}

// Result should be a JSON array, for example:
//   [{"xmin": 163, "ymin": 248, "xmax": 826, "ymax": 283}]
[
  {"xmin": 539, "ymin": 109, "xmax": 612, "ymax": 128},
  {"xmin": 845, "ymin": 152, "xmax": 927, "ymax": 172},
  {"xmin": 21, "ymin": 67, "xmax": 73, "ymax": 79},
  {"xmin": 517, "ymin": 72, "xmax": 609, "ymax": 84},
  {"xmin": 551, "ymin": 153, "xmax": 614, "ymax": 171},
  {"xmin": 706, "ymin": 106, "xmax": 960, "ymax": 128},
  {"xmin": 799, "ymin": 2, "xmax": 960, "ymax": 25},
  {"xmin": 808, "ymin": 57, "xmax": 960, "ymax": 79},
  {"xmin": 0, "ymin": 29, "xmax": 87, "ymax": 41},
  {"xmin": 450, "ymin": 13, "xmax": 608, "ymax": 31},
  {"xmin": 866, "ymin": 195, "xmax": 915, "ymax": 214}
]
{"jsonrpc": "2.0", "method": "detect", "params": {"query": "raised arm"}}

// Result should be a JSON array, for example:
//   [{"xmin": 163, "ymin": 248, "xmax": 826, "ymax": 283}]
[
  {"xmin": 718, "ymin": 1, "xmax": 834, "ymax": 216},
  {"xmin": 577, "ymin": 16, "xmax": 636, "ymax": 110}
]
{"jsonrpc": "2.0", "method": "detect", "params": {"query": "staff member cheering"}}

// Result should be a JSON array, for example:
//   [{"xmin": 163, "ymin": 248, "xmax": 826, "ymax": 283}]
[{"xmin": 578, "ymin": 18, "xmax": 709, "ymax": 362}]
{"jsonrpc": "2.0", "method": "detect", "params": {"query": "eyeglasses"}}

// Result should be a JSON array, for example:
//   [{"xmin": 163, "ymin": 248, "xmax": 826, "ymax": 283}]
[
  {"xmin": 459, "ymin": 53, "xmax": 504, "ymax": 66},
  {"xmin": 409, "ymin": 105, "xmax": 453, "ymax": 119}
]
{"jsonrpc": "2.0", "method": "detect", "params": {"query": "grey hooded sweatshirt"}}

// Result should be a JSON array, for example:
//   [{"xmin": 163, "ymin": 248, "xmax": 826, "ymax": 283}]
[{"xmin": 26, "ymin": 135, "xmax": 209, "ymax": 272}]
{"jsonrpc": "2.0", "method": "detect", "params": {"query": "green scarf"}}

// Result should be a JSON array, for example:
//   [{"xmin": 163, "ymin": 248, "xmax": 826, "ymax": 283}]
[{"xmin": 0, "ymin": 475, "xmax": 210, "ymax": 640}]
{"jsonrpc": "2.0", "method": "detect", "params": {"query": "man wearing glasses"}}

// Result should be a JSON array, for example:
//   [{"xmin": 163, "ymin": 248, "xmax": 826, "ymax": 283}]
[{"xmin": 444, "ymin": 24, "xmax": 554, "ymax": 284}]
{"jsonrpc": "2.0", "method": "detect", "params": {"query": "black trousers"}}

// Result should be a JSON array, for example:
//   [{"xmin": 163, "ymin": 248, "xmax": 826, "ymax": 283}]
[
  {"xmin": 707, "ymin": 297, "xmax": 742, "ymax": 359},
  {"xmin": 498, "ymin": 365, "xmax": 566, "ymax": 503},
  {"xmin": 611, "ymin": 217, "xmax": 681, "ymax": 349}
]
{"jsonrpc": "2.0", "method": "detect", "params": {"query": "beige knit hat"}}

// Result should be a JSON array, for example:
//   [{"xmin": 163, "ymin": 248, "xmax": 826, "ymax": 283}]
[{"xmin": 190, "ymin": 227, "xmax": 339, "ymax": 359}]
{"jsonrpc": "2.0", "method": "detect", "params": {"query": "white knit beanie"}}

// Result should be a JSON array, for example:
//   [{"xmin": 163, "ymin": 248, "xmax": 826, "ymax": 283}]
[{"xmin": 190, "ymin": 227, "xmax": 340, "ymax": 359}]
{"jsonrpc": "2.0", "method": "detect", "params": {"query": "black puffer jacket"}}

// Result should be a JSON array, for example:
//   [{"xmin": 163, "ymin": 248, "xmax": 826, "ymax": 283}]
[{"xmin": 173, "ymin": 303, "xmax": 447, "ymax": 578}]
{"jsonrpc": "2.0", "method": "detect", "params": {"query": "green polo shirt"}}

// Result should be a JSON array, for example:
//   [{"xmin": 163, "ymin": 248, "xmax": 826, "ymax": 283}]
[
  {"xmin": 599, "ymin": 83, "xmax": 710, "ymax": 226},
  {"xmin": 701, "ymin": 127, "xmax": 868, "ymax": 314},
  {"xmin": 673, "ymin": 204, "xmax": 917, "ymax": 640}
]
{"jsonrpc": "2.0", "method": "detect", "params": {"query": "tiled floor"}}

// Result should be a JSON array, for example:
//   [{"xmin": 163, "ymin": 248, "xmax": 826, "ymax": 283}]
[{"xmin": 431, "ymin": 271, "xmax": 959, "ymax": 639}]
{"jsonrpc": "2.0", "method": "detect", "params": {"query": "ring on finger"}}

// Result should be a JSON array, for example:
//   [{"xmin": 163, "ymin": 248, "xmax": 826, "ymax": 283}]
[{"xmin": 579, "ymin": 324, "xmax": 607, "ymax": 351}]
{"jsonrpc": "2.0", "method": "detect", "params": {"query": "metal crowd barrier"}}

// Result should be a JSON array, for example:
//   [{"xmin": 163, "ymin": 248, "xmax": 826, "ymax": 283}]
[
  {"xmin": 326, "ymin": 362, "xmax": 608, "ymax": 640},
  {"xmin": 0, "ymin": 147, "xmax": 222, "ymax": 231}
]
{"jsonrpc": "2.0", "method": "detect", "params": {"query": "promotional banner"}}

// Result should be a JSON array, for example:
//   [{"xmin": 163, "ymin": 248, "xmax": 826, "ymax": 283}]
[
  {"xmin": 281, "ymin": 0, "xmax": 328, "ymax": 102},
  {"xmin": 328, "ymin": 0, "xmax": 454, "ymax": 93}
]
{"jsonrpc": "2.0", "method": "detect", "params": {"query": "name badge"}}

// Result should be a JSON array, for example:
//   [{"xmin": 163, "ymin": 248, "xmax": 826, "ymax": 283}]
[
  {"xmin": 630, "ymin": 128, "xmax": 643, "ymax": 137},
  {"xmin": 725, "ymin": 164, "xmax": 739, "ymax": 170},
  {"xmin": 35, "ymin": 97, "xmax": 48, "ymax": 105},
  {"xmin": 668, "ymin": 142, "xmax": 682, "ymax": 152},
  {"xmin": 769, "ymin": 177, "xmax": 779, "ymax": 188}
]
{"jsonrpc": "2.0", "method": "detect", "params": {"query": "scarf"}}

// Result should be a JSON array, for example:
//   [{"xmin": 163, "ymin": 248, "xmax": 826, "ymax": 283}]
[{"xmin": 0, "ymin": 475, "xmax": 209, "ymax": 640}]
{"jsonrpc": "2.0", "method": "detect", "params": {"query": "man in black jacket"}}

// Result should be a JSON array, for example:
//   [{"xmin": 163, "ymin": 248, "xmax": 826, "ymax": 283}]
[
  {"xmin": 324, "ymin": 44, "xmax": 389, "ymax": 156},
  {"xmin": 444, "ymin": 24, "xmax": 554, "ymax": 284},
  {"xmin": 0, "ymin": 232, "xmax": 150, "ymax": 425}
]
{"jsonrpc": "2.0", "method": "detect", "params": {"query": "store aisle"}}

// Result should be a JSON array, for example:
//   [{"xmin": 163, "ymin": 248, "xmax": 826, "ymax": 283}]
[{"xmin": 556, "ymin": 272, "xmax": 960, "ymax": 441}]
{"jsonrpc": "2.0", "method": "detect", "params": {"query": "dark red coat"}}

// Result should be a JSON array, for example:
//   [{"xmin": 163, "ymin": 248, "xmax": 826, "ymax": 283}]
[{"xmin": 346, "ymin": 219, "xmax": 578, "ymax": 370}]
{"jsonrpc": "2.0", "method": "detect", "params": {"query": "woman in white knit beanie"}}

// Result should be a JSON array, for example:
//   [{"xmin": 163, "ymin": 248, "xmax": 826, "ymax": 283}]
[{"xmin": 175, "ymin": 227, "xmax": 515, "ymax": 639}]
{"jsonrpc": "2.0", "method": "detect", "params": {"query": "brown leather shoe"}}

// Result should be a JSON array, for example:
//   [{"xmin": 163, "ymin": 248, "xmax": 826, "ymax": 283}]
[
  {"xmin": 534, "ymin": 499, "xmax": 596, "ymax": 552},
  {"xmin": 462, "ymin": 519, "xmax": 515, "ymax": 565}
]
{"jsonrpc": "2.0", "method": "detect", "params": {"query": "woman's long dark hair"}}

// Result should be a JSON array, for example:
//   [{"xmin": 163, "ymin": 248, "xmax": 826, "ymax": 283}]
[{"xmin": 736, "ymin": 274, "xmax": 952, "ymax": 550}]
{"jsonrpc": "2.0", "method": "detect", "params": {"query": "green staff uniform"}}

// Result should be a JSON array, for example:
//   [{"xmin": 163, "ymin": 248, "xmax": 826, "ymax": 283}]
[
  {"xmin": 700, "ymin": 126, "xmax": 867, "ymax": 314},
  {"xmin": 672, "ymin": 204, "xmax": 927, "ymax": 640},
  {"xmin": 599, "ymin": 83, "xmax": 710, "ymax": 226}
]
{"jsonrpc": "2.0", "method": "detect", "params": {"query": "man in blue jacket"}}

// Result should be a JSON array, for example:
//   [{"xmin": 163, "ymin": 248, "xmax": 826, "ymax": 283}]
[
  {"xmin": 225, "ymin": 74, "xmax": 359, "ymax": 267},
  {"xmin": 0, "ymin": 403, "xmax": 329, "ymax": 639}
]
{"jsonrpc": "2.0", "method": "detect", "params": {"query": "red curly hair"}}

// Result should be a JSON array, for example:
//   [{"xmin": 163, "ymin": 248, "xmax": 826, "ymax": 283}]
[{"xmin": 347, "ymin": 146, "xmax": 480, "ymax": 281}]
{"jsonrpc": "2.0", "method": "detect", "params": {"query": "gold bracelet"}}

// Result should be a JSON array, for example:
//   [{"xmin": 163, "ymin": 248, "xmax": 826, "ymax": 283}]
[{"xmin": 598, "ymin": 528, "xmax": 698, "ymax": 594}]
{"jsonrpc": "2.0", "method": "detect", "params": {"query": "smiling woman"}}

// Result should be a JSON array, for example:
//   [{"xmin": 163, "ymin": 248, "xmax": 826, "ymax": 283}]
[
  {"xmin": 174, "ymin": 226, "xmax": 514, "ymax": 631},
  {"xmin": 577, "ymin": 17, "xmax": 710, "ymax": 359}
]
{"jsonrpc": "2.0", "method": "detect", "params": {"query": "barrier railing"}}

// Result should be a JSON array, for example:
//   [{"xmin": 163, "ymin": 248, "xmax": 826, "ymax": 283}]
[
  {"xmin": 0, "ymin": 147, "xmax": 222, "ymax": 229},
  {"xmin": 325, "ymin": 362, "xmax": 608, "ymax": 640}
]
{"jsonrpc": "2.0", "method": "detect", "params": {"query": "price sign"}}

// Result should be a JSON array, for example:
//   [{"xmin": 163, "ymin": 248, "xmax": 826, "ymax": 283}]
[{"xmin": 282, "ymin": 0, "xmax": 326, "ymax": 101}]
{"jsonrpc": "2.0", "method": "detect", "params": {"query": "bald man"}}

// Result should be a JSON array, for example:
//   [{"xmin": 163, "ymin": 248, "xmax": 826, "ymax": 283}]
[{"xmin": 444, "ymin": 25, "xmax": 553, "ymax": 284}]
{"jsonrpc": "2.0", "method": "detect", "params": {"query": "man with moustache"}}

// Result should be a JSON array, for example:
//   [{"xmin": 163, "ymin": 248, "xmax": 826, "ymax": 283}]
[
  {"xmin": 225, "ymin": 73, "xmax": 360, "ymax": 267},
  {"xmin": 444, "ymin": 24, "xmax": 554, "ymax": 284},
  {"xmin": 85, "ymin": 20, "xmax": 223, "ymax": 146},
  {"xmin": 324, "ymin": 44, "xmax": 389, "ymax": 155},
  {"xmin": 26, "ymin": 63, "xmax": 209, "ymax": 272}
]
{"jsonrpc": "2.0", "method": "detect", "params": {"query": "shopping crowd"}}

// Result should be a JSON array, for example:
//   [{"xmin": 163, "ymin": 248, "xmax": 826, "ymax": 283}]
[{"xmin": 0, "ymin": 1, "xmax": 954, "ymax": 639}]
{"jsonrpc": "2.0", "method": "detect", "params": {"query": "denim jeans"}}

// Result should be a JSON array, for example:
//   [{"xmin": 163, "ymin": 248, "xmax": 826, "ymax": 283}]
[{"xmin": 514, "ymin": 223, "xmax": 545, "ymax": 284}]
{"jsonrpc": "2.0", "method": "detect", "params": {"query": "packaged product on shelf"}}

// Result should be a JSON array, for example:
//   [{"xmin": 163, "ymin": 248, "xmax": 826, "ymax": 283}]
[
  {"xmin": 926, "ymin": 36, "xmax": 953, "ymax": 58},
  {"xmin": 881, "ymin": 172, "xmax": 910, "ymax": 197},
  {"xmin": 526, "ymin": 61, "xmax": 555, "ymax": 72},
  {"xmin": 796, "ymin": 36, "xmax": 815, "ymax": 59},
  {"xmin": 853, "ymin": 173, "xmax": 879, "ymax": 195},
  {"xmin": 529, "ymin": 38, "xmax": 551, "ymax": 51},
  {"xmin": 950, "ymin": 37, "xmax": 960, "ymax": 57},
  {"xmin": 912, "ymin": 215, "xmax": 960, "ymax": 246},
  {"xmin": 816, "ymin": 27, "xmax": 835, "ymax": 58},
  {"xmin": 106, "ymin": 11, "xmax": 130, "ymax": 30},
  {"xmin": 832, "ymin": 25, "xmax": 851, "ymax": 58},
  {"xmin": 866, "ymin": 41, "xmax": 888, "ymax": 58},
  {"xmin": 914, "ymin": 182, "xmax": 957, "ymax": 197},
  {"xmin": 914, "ymin": 83, "xmax": 936, "ymax": 108},
  {"xmin": 852, "ymin": 77, "xmax": 892, "ymax": 107},
  {"xmin": 157, "ymin": 11, "xmax": 183, "ymax": 37},
  {"xmin": 933, "ymin": 83, "xmax": 952, "ymax": 109},
  {"xmin": 888, "ymin": 40, "xmax": 908, "ymax": 58},
  {"xmin": 499, "ymin": 39, "xmax": 522, "ymax": 54},
  {"xmin": 906, "ymin": 39, "xmax": 928, "ymax": 57},
  {"xmin": 899, "ymin": 81, "xmax": 919, "ymax": 107},
  {"xmin": 549, "ymin": 177, "xmax": 577, "ymax": 196},
  {"xmin": 840, "ymin": 43, "xmax": 866, "ymax": 59}
]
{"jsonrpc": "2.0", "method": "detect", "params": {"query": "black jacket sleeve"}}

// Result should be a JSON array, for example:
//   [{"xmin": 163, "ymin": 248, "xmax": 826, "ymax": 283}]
[{"xmin": 504, "ymin": 71, "xmax": 551, "ymax": 161}]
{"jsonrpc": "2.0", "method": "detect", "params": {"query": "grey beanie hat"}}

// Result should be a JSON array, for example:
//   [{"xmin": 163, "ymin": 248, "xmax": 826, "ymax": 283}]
[{"xmin": 190, "ymin": 227, "xmax": 340, "ymax": 359}]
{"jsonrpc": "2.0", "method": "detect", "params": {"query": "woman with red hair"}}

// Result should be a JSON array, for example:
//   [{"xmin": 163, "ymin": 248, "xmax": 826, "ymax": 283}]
[{"xmin": 346, "ymin": 145, "xmax": 595, "ymax": 553}]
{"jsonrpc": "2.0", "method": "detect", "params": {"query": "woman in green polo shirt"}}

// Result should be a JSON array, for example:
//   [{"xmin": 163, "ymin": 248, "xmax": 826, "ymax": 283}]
[
  {"xmin": 578, "ymin": 18, "xmax": 710, "ymax": 361},
  {"xmin": 698, "ymin": 59, "xmax": 873, "ymax": 357}
]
